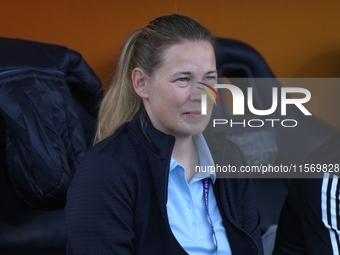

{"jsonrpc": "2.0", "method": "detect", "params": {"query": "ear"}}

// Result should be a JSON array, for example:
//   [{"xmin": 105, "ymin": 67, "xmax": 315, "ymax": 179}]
[{"xmin": 132, "ymin": 67, "xmax": 149, "ymax": 99}]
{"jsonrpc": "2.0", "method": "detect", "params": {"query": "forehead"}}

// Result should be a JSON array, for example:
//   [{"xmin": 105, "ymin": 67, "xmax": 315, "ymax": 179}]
[{"xmin": 159, "ymin": 41, "xmax": 216, "ymax": 75}]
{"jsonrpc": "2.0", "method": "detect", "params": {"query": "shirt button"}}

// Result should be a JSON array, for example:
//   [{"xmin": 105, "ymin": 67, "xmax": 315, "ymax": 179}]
[
  {"xmin": 187, "ymin": 202, "xmax": 192, "ymax": 209},
  {"xmin": 192, "ymin": 221, "xmax": 197, "ymax": 226}
]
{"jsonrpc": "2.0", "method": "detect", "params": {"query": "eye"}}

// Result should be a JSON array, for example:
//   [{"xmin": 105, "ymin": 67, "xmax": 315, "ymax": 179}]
[
  {"xmin": 205, "ymin": 76, "xmax": 217, "ymax": 81},
  {"xmin": 203, "ymin": 76, "xmax": 217, "ymax": 85},
  {"xmin": 175, "ymin": 77, "xmax": 191, "ymax": 87},
  {"xmin": 176, "ymin": 77, "xmax": 190, "ymax": 82}
]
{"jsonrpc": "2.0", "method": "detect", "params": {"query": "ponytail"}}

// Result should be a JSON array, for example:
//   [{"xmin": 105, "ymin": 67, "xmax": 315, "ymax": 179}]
[{"xmin": 94, "ymin": 29, "xmax": 143, "ymax": 143}]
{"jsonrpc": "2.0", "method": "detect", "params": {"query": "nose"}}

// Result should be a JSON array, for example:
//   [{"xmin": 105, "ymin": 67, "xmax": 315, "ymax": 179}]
[
  {"xmin": 195, "ymin": 81, "xmax": 220, "ymax": 106},
  {"xmin": 189, "ymin": 82, "xmax": 205, "ymax": 102}
]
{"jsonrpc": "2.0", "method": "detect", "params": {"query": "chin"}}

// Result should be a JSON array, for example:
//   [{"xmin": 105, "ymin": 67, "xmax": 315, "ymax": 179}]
[
  {"xmin": 190, "ymin": 116, "xmax": 211, "ymax": 133},
  {"xmin": 188, "ymin": 122, "xmax": 209, "ymax": 136}
]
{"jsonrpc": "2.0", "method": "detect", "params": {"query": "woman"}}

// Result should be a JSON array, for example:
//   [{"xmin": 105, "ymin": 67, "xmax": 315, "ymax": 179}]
[{"xmin": 65, "ymin": 14, "xmax": 263, "ymax": 255}]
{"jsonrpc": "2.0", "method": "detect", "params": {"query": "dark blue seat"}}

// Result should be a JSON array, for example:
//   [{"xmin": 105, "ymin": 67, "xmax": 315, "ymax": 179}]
[{"xmin": 0, "ymin": 37, "xmax": 103, "ymax": 254}]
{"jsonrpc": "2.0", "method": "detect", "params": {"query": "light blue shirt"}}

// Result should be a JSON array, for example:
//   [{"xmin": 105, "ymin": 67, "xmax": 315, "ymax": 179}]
[{"xmin": 166, "ymin": 134, "xmax": 232, "ymax": 255}]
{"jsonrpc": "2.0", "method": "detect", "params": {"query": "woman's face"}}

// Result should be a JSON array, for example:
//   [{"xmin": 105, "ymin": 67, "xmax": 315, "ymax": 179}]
[{"xmin": 142, "ymin": 41, "xmax": 217, "ymax": 137}]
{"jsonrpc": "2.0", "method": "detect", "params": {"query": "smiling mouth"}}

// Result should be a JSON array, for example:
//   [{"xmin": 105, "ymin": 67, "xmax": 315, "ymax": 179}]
[
  {"xmin": 184, "ymin": 111, "xmax": 203, "ymax": 118},
  {"xmin": 185, "ymin": 111, "xmax": 201, "ymax": 114}
]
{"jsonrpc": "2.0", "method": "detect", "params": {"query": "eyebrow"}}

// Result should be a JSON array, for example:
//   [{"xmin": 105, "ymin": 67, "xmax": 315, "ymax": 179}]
[
  {"xmin": 206, "ymin": 70, "xmax": 218, "ymax": 75},
  {"xmin": 171, "ymin": 70, "xmax": 217, "ymax": 77}
]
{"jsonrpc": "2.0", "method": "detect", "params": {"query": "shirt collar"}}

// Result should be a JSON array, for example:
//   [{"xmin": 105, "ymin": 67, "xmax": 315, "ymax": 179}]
[{"xmin": 170, "ymin": 133, "xmax": 216, "ymax": 184}]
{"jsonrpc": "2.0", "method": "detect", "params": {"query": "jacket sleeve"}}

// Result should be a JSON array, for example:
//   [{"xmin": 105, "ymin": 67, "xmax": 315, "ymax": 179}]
[
  {"xmin": 274, "ymin": 138, "xmax": 340, "ymax": 255},
  {"xmin": 65, "ymin": 150, "xmax": 137, "ymax": 255},
  {"xmin": 241, "ymin": 177, "xmax": 264, "ymax": 255}
]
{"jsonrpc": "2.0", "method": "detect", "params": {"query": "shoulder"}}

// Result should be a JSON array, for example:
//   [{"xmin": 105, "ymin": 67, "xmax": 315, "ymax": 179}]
[
  {"xmin": 69, "ymin": 122, "xmax": 142, "ymax": 192},
  {"xmin": 88, "ymin": 122, "xmax": 141, "ymax": 167},
  {"xmin": 204, "ymin": 129, "xmax": 247, "ymax": 165},
  {"xmin": 204, "ymin": 130, "xmax": 248, "ymax": 180}
]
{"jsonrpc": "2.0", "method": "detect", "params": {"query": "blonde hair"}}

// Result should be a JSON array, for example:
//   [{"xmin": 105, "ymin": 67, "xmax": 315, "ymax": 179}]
[{"xmin": 95, "ymin": 14, "xmax": 215, "ymax": 143}]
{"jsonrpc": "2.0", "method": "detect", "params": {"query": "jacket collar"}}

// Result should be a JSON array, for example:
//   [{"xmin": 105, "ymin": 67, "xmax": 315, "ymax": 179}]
[
  {"xmin": 128, "ymin": 109, "xmax": 176, "ymax": 236},
  {"xmin": 129, "ymin": 108, "xmax": 176, "ymax": 159}
]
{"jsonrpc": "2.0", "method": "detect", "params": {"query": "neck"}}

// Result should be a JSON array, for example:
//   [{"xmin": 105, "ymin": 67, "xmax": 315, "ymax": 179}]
[{"xmin": 172, "ymin": 135, "xmax": 200, "ymax": 183}]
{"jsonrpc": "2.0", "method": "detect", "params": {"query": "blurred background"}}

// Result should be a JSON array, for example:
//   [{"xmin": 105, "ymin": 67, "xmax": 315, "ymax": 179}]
[
  {"xmin": 1, "ymin": 0, "xmax": 340, "ymax": 128},
  {"xmin": 3, "ymin": 0, "xmax": 340, "ymax": 80}
]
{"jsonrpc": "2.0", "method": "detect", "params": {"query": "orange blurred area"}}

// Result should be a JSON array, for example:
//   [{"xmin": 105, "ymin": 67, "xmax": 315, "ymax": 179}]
[{"xmin": 1, "ymin": 0, "xmax": 340, "ymax": 127}]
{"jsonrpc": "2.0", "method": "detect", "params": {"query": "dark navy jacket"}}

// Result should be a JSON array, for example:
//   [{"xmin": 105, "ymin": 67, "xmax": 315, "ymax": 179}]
[
  {"xmin": 0, "ymin": 37, "xmax": 103, "ymax": 210},
  {"xmin": 65, "ymin": 112, "xmax": 264, "ymax": 254}
]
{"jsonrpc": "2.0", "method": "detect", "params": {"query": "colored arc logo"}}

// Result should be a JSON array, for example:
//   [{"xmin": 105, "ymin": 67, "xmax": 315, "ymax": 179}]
[{"xmin": 196, "ymin": 82, "xmax": 222, "ymax": 106}]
